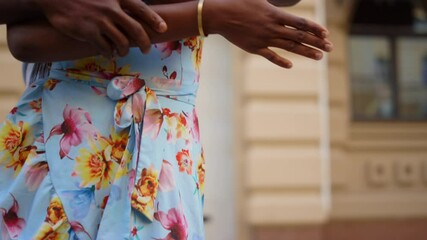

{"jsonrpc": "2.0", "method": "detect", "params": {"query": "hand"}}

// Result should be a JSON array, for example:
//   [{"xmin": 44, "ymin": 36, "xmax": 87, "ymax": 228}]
[
  {"xmin": 35, "ymin": 0, "xmax": 168, "ymax": 57},
  {"xmin": 204, "ymin": 0, "xmax": 333, "ymax": 68}
]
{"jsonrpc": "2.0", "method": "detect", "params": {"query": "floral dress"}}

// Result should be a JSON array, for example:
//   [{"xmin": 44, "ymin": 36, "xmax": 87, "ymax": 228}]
[{"xmin": 0, "ymin": 37, "xmax": 206, "ymax": 240}]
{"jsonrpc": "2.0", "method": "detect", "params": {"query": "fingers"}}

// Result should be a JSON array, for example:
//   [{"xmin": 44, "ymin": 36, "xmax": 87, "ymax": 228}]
[
  {"xmin": 100, "ymin": 21, "xmax": 130, "ymax": 56},
  {"xmin": 122, "ymin": 0, "xmax": 167, "ymax": 33},
  {"xmin": 111, "ymin": 10, "xmax": 152, "ymax": 53},
  {"xmin": 276, "ymin": 27, "xmax": 333, "ymax": 52},
  {"xmin": 91, "ymin": 33, "xmax": 114, "ymax": 57},
  {"xmin": 269, "ymin": 39, "xmax": 323, "ymax": 60},
  {"xmin": 256, "ymin": 48, "xmax": 293, "ymax": 69},
  {"xmin": 274, "ymin": 9, "xmax": 329, "ymax": 38}
]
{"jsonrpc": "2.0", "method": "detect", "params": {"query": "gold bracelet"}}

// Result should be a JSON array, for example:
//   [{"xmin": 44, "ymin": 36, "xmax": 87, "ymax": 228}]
[{"xmin": 197, "ymin": 0, "xmax": 207, "ymax": 37}]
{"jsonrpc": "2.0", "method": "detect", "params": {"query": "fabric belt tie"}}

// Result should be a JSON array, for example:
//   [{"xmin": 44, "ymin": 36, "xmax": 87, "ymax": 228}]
[{"xmin": 106, "ymin": 75, "xmax": 166, "ymax": 222}]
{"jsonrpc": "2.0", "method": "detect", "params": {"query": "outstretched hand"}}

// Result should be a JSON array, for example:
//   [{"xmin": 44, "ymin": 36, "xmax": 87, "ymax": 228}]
[
  {"xmin": 204, "ymin": 0, "xmax": 332, "ymax": 68},
  {"xmin": 35, "ymin": 0, "xmax": 168, "ymax": 57}
]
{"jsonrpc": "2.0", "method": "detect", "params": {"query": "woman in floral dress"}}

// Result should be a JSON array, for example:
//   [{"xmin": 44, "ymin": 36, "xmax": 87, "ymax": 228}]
[{"xmin": 0, "ymin": 0, "xmax": 332, "ymax": 239}]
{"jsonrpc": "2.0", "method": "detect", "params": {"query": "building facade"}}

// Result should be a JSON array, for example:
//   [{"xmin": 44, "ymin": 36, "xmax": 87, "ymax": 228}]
[{"xmin": 0, "ymin": 1, "xmax": 426, "ymax": 239}]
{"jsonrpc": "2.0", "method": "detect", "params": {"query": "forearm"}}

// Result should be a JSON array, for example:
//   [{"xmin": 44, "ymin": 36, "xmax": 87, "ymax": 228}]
[
  {"xmin": 144, "ymin": 2, "xmax": 199, "ymax": 43},
  {"xmin": 7, "ymin": 1, "xmax": 200, "ymax": 62},
  {"xmin": 7, "ymin": 0, "xmax": 332, "ymax": 68},
  {"xmin": 7, "ymin": 19, "xmax": 98, "ymax": 62},
  {"xmin": 0, "ymin": 0, "xmax": 42, "ymax": 24}
]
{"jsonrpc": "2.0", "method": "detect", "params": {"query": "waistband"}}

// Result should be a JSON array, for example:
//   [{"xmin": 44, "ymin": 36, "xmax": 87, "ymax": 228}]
[{"xmin": 44, "ymin": 69, "xmax": 197, "ymax": 106}]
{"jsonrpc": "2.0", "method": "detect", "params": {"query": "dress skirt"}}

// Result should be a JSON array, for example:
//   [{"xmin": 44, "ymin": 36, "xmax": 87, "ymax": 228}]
[{"xmin": 0, "ymin": 37, "xmax": 206, "ymax": 240}]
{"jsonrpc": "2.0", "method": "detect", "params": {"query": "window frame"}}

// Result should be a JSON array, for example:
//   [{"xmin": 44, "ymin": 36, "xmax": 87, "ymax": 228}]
[{"xmin": 349, "ymin": 25, "xmax": 427, "ymax": 122}]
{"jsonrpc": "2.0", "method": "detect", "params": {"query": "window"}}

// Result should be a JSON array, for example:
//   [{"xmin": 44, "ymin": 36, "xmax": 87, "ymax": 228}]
[{"xmin": 349, "ymin": 0, "xmax": 427, "ymax": 121}]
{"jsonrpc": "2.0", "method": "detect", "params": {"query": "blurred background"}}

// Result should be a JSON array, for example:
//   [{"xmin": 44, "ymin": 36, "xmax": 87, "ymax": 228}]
[{"xmin": 0, "ymin": 0, "xmax": 427, "ymax": 239}]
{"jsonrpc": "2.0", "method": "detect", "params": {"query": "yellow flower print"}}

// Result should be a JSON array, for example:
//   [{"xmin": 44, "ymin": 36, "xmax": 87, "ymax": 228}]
[
  {"xmin": 101, "ymin": 128, "xmax": 131, "ymax": 179},
  {"xmin": 33, "ymin": 222, "xmax": 70, "ymax": 240},
  {"xmin": 74, "ymin": 57, "xmax": 108, "ymax": 72},
  {"xmin": 66, "ymin": 57, "xmax": 133, "ymax": 81},
  {"xmin": 164, "ymin": 110, "xmax": 191, "ymax": 142},
  {"xmin": 0, "ymin": 120, "xmax": 35, "ymax": 173},
  {"xmin": 131, "ymin": 166, "xmax": 159, "ymax": 218},
  {"xmin": 34, "ymin": 196, "xmax": 70, "ymax": 240},
  {"xmin": 115, "ymin": 149, "xmax": 132, "ymax": 179},
  {"xmin": 6, "ymin": 146, "xmax": 37, "ymax": 175},
  {"xmin": 104, "ymin": 128, "xmax": 129, "ymax": 162},
  {"xmin": 114, "ymin": 99, "xmax": 127, "ymax": 126},
  {"xmin": 73, "ymin": 138, "xmax": 118, "ymax": 190},
  {"xmin": 44, "ymin": 79, "xmax": 60, "ymax": 91},
  {"xmin": 193, "ymin": 40, "xmax": 203, "ymax": 71},
  {"xmin": 46, "ymin": 196, "xmax": 67, "ymax": 226},
  {"xmin": 145, "ymin": 87, "xmax": 159, "ymax": 107},
  {"xmin": 184, "ymin": 37, "xmax": 203, "ymax": 72},
  {"xmin": 197, "ymin": 150, "xmax": 206, "ymax": 194}
]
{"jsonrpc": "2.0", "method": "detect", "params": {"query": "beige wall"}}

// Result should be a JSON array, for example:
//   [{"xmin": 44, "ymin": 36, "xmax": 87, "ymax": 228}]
[
  {"xmin": 235, "ymin": 0, "xmax": 427, "ymax": 239},
  {"xmin": 235, "ymin": 1, "xmax": 330, "ymax": 238},
  {"xmin": 326, "ymin": 0, "xmax": 427, "ymax": 220},
  {"xmin": 0, "ymin": 26, "xmax": 25, "ymax": 120}
]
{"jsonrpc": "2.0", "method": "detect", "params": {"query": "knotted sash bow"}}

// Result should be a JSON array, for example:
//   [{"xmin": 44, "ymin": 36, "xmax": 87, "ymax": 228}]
[{"xmin": 107, "ymin": 75, "xmax": 166, "ymax": 222}]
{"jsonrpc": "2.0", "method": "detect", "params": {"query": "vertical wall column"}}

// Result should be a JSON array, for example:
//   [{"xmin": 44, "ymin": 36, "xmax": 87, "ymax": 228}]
[
  {"xmin": 236, "ymin": 0, "xmax": 330, "ymax": 236},
  {"xmin": 0, "ymin": 26, "xmax": 25, "ymax": 119}
]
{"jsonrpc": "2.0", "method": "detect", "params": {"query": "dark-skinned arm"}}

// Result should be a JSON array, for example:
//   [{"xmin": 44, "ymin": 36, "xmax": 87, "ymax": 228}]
[
  {"xmin": 0, "ymin": 0, "xmax": 42, "ymax": 24},
  {"xmin": 1, "ymin": 0, "xmax": 167, "ymax": 57},
  {"xmin": 7, "ymin": 2, "xmax": 199, "ymax": 62},
  {"xmin": 8, "ymin": 0, "xmax": 333, "ymax": 68}
]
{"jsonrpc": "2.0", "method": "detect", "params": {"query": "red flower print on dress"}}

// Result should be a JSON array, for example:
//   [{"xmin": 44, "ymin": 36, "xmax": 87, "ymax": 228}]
[
  {"xmin": 47, "ymin": 104, "xmax": 97, "ymax": 159},
  {"xmin": 10, "ymin": 107, "xmax": 17, "ymax": 115},
  {"xmin": 29, "ymin": 98, "xmax": 42, "ymax": 113},
  {"xmin": 155, "ymin": 41, "xmax": 182, "ymax": 60},
  {"xmin": 0, "ymin": 194, "xmax": 26, "ymax": 239},
  {"xmin": 154, "ymin": 204, "xmax": 189, "ymax": 240},
  {"xmin": 44, "ymin": 79, "xmax": 60, "ymax": 91},
  {"xmin": 183, "ymin": 37, "xmax": 198, "ymax": 51},
  {"xmin": 176, "ymin": 149, "xmax": 193, "ymax": 175}
]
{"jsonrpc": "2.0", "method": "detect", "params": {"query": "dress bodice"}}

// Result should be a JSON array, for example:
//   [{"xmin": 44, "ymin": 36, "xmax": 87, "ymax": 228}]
[{"xmin": 50, "ymin": 37, "xmax": 204, "ymax": 103}]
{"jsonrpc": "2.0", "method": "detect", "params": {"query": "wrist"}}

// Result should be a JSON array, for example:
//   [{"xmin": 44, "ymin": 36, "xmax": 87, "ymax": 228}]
[
  {"xmin": 202, "ymin": 0, "xmax": 223, "ymax": 35},
  {"xmin": 26, "ymin": 0, "xmax": 44, "ymax": 10}
]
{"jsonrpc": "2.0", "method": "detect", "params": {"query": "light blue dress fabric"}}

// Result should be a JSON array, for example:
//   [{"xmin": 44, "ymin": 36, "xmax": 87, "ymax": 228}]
[{"xmin": 0, "ymin": 37, "xmax": 206, "ymax": 240}]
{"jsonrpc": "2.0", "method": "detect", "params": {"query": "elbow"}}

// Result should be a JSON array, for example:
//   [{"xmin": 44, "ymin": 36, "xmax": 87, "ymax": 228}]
[{"xmin": 7, "ymin": 25, "xmax": 36, "ymax": 62}]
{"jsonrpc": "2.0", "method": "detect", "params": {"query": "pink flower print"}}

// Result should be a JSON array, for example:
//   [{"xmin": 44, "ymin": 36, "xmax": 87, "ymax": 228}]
[
  {"xmin": 10, "ymin": 107, "xmax": 17, "ymax": 115},
  {"xmin": 142, "ymin": 109, "xmax": 164, "ymax": 139},
  {"xmin": 159, "ymin": 160, "xmax": 175, "ymax": 192},
  {"xmin": 0, "ymin": 194, "xmax": 26, "ymax": 239},
  {"xmin": 155, "ymin": 41, "xmax": 182, "ymax": 60},
  {"xmin": 128, "ymin": 169, "xmax": 136, "ymax": 197},
  {"xmin": 47, "ymin": 105, "xmax": 97, "ymax": 159},
  {"xmin": 111, "ymin": 76, "xmax": 145, "ymax": 99},
  {"xmin": 25, "ymin": 161, "xmax": 49, "ymax": 191},
  {"xmin": 70, "ymin": 221, "xmax": 92, "ymax": 239},
  {"xmin": 154, "ymin": 204, "xmax": 188, "ymax": 240},
  {"xmin": 131, "ymin": 226, "xmax": 138, "ymax": 236},
  {"xmin": 189, "ymin": 109, "xmax": 200, "ymax": 143}
]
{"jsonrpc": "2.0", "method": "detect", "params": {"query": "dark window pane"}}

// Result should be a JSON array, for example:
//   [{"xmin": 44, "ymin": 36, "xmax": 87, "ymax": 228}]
[
  {"xmin": 397, "ymin": 37, "xmax": 427, "ymax": 119},
  {"xmin": 350, "ymin": 36, "xmax": 394, "ymax": 120}
]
